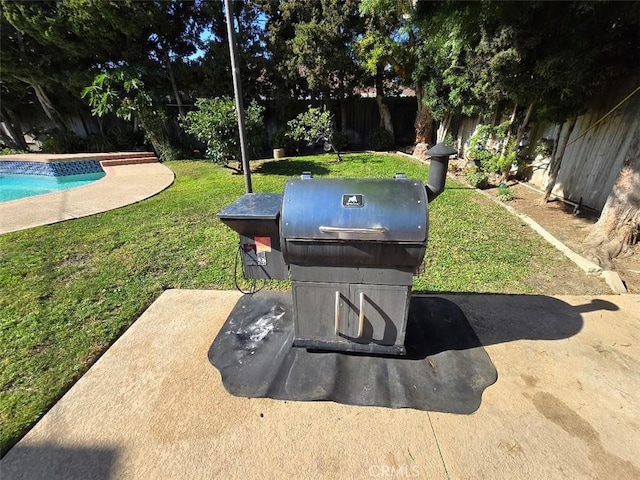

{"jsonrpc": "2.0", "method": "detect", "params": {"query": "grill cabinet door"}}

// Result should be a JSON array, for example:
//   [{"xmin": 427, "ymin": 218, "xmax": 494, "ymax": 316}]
[
  {"xmin": 292, "ymin": 280, "xmax": 411, "ymax": 353},
  {"xmin": 347, "ymin": 285, "xmax": 411, "ymax": 346},
  {"xmin": 292, "ymin": 282, "xmax": 350, "ymax": 342}
]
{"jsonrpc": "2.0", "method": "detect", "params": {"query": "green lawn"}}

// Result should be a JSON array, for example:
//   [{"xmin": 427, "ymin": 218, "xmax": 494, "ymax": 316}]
[{"xmin": 1, "ymin": 152, "xmax": 563, "ymax": 452}]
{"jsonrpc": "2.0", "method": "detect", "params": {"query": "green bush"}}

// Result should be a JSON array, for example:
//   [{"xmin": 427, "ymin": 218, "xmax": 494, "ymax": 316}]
[
  {"xmin": 443, "ymin": 132, "xmax": 455, "ymax": 147},
  {"xmin": 40, "ymin": 129, "xmax": 86, "ymax": 153},
  {"xmin": 106, "ymin": 126, "xmax": 145, "ymax": 151},
  {"xmin": 85, "ymin": 133, "xmax": 115, "ymax": 152},
  {"xmin": 82, "ymin": 68, "xmax": 173, "ymax": 159},
  {"xmin": 287, "ymin": 106, "xmax": 343, "ymax": 160},
  {"xmin": 534, "ymin": 138, "xmax": 554, "ymax": 158},
  {"xmin": 464, "ymin": 167, "xmax": 489, "ymax": 189},
  {"xmin": 180, "ymin": 97, "xmax": 265, "ymax": 170},
  {"xmin": 1, "ymin": 147, "xmax": 22, "ymax": 155},
  {"xmin": 466, "ymin": 124, "xmax": 496, "ymax": 164},
  {"xmin": 369, "ymin": 127, "xmax": 394, "ymax": 151},
  {"xmin": 480, "ymin": 148, "xmax": 516, "ymax": 175},
  {"xmin": 497, "ymin": 184, "xmax": 514, "ymax": 201},
  {"xmin": 467, "ymin": 124, "xmax": 520, "ymax": 177},
  {"xmin": 271, "ymin": 128, "xmax": 295, "ymax": 151}
]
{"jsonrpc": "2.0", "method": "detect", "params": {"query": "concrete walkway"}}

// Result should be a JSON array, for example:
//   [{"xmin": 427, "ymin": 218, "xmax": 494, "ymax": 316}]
[
  {"xmin": 1, "ymin": 290, "xmax": 638, "ymax": 479},
  {"xmin": 0, "ymin": 163, "xmax": 174, "ymax": 234}
]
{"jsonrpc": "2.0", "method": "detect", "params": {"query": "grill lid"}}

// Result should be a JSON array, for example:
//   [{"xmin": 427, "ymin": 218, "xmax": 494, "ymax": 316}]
[{"xmin": 281, "ymin": 178, "xmax": 428, "ymax": 242}]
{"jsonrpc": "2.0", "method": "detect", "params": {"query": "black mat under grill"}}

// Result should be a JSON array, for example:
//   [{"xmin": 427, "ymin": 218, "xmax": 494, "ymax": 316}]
[{"xmin": 208, "ymin": 291, "xmax": 497, "ymax": 414}]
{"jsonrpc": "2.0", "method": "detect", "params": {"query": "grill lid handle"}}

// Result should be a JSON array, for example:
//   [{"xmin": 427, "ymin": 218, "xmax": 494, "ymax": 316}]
[{"xmin": 319, "ymin": 226, "xmax": 386, "ymax": 235}]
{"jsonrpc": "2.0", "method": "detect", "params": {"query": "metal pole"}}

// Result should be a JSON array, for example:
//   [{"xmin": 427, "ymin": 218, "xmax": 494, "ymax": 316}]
[{"xmin": 224, "ymin": 0, "xmax": 252, "ymax": 193}]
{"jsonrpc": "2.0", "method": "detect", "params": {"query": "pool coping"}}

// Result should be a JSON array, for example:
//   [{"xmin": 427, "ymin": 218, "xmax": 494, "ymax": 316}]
[
  {"xmin": 0, "ymin": 152, "xmax": 155, "ymax": 163},
  {"xmin": 0, "ymin": 162, "xmax": 175, "ymax": 234}
]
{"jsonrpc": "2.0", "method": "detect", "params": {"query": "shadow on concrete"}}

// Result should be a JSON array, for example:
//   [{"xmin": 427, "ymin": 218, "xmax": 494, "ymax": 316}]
[
  {"xmin": 0, "ymin": 443, "xmax": 118, "ymax": 480},
  {"xmin": 438, "ymin": 294, "xmax": 607, "ymax": 349},
  {"xmin": 252, "ymin": 159, "xmax": 330, "ymax": 176},
  {"xmin": 209, "ymin": 292, "xmax": 602, "ymax": 415}
]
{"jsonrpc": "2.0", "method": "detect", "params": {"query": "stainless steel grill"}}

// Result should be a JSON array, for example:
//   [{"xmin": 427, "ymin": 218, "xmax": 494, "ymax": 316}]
[
  {"xmin": 281, "ymin": 176, "xmax": 428, "ymax": 354},
  {"xmin": 217, "ymin": 143, "xmax": 456, "ymax": 355},
  {"xmin": 281, "ymin": 177, "xmax": 428, "ymax": 268}
]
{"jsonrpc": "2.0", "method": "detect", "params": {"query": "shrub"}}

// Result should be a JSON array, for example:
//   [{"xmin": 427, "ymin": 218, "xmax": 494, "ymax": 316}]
[
  {"xmin": 369, "ymin": 127, "xmax": 394, "ymax": 151},
  {"xmin": 466, "ymin": 124, "xmax": 496, "ymax": 165},
  {"xmin": 497, "ymin": 184, "xmax": 514, "ymax": 201},
  {"xmin": 1, "ymin": 147, "xmax": 22, "ymax": 155},
  {"xmin": 480, "ymin": 148, "xmax": 516, "ymax": 176},
  {"xmin": 443, "ymin": 132, "xmax": 455, "ymax": 148},
  {"xmin": 287, "ymin": 106, "xmax": 343, "ymax": 160},
  {"xmin": 467, "ymin": 124, "xmax": 521, "ymax": 178},
  {"xmin": 534, "ymin": 138, "xmax": 554, "ymax": 159},
  {"xmin": 464, "ymin": 167, "xmax": 489, "ymax": 189},
  {"xmin": 271, "ymin": 128, "xmax": 295, "ymax": 151},
  {"xmin": 180, "ymin": 97, "xmax": 265, "ymax": 171},
  {"xmin": 40, "ymin": 129, "xmax": 86, "ymax": 153},
  {"xmin": 85, "ymin": 133, "xmax": 115, "ymax": 153},
  {"xmin": 106, "ymin": 126, "xmax": 145, "ymax": 151},
  {"xmin": 83, "ymin": 68, "xmax": 174, "ymax": 160}
]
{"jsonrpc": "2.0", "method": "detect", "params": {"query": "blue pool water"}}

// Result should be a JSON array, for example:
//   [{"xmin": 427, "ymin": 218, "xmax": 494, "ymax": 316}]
[{"xmin": 0, "ymin": 172, "xmax": 106, "ymax": 202}]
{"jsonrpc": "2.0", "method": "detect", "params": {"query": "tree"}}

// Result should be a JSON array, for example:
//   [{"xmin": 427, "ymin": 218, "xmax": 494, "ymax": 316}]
[
  {"xmin": 192, "ymin": 2, "xmax": 268, "ymax": 102},
  {"xmin": 357, "ymin": 0, "xmax": 424, "ymax": 144},
  {"xmin": 255, "ymin": 0, "xmax": 362, "ymax": 128},
  {"xmin": 287, "ymin": 106, "xmax": 343, "ymax": 161},
  {"xmin": 1, "ymin": 0, "xmax": 210, "ymax": 144},
  {"xmin": 82, "ymin": 68, "xmax": 174, "ymax": 160},
  {"xmin": 585, "ymin": 122, "xmax": 640, "ymax": 268},
  {"xmin": 180, "ymin": 97, "xmax": 265, "ymax": 173},
  {"xmin": 413, "ymin": 0, "xmax": 640, "ymax": 188},
  {"xmin": 356, "ymin": 0, "xmax": 408, "ymax": 142},
  {"xmin": 0, "ymin": 8, "xmax": 79, "ymax": 131}
]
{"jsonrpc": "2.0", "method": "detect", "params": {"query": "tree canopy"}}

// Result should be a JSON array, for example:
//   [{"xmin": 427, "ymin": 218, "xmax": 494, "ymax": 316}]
[
  {"xmin": 1, "ymin": 0, "xmax": 638, "ymax": 150},
  {"xmin": 413, "ymin": 0, "xmax": 640, "ymax": 124}
]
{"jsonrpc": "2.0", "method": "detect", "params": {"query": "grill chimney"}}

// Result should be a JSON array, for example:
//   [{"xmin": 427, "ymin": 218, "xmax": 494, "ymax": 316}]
[{"xmin": 425, "ymin": 142, "xmax": 457, "ymax": 202}]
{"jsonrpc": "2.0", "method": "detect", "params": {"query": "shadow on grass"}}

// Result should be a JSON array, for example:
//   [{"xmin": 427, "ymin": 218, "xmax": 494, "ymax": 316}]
[
  {"xmin": 253, "ymin": 159, "xmax": 330, "ymax": 176},
  {"xmin": 343, "ymin": 153, "xmax": 384, "ymax": 163}
]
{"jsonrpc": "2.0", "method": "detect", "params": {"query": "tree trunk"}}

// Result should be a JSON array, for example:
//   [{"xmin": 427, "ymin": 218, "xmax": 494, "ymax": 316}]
[
  {"xmin": 33, "ymin": 83, "xmax": 64, "ymax": 129},
  {"xmin": 487, "ymin": 103, "xmax": 503, "ymax": 150},
  {"xmin": 543, "ymin": 115, "xmax": 577, "ymax": 202},
  {"xmin": 437, "ymin": 113, "xmax": 453, "ymax": 143},
  {"xmin": 497, "ymin": 104, "xmax": 519, "ymax": 182},
  {"xmin": 163, "ymin": 50, "xmax": 185, "ymax": 118},
  {"xmin": 414, "ymin": 84, "xmax": 433, "ymax": 145},
  {"xmin": 375, "ymin": 65, "xmax": 394, "ymax": 139},
  {"xmin": 500, "ymin": 103, "xmax": 518, "ymax": 158},
  {"xmin": 13, "ymin": 77, "xmax": 65, "ymax": 130},
  {"xmin": 339, "ymin": 71, "xmax": 348, "ymax": 133},
  {"xmin": 0, "ymin": 107, "xmax": 28, "ymax": 150},
  {"xmin": 584, "ymin": 125, "xmax": 640, "ymax": 268},
  {"xmin": 340, "ymin": 100, "xmax": 347, "ymax": 133},
  {"xmin": 515, "ymin": 102, "xmax": 535, "ymax": 148}
]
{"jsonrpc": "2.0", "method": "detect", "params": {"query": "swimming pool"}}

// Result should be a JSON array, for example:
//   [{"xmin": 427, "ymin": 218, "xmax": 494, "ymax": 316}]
[
  {"xmin": 0, "ymin": 158, "xmax": 107, "ymax": 203},
  {"xmin": 0, "ymin": 172, "xmax": 106, "ymax": 202}
]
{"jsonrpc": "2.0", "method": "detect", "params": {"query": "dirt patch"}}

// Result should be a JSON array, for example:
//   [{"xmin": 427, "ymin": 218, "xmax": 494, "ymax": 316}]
[
  {"xmin": 449, "ymin": 169, "xmax": 639, "ymax": 294},
  {"xmin": 505, "ymin": 182, "xmax": 639, "ymax": 294}
]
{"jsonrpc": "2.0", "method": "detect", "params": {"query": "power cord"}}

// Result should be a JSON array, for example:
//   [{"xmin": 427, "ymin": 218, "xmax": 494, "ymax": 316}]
[{"xmin": 233, "ymin": 244, "xmax": 265, "ymax": 294}]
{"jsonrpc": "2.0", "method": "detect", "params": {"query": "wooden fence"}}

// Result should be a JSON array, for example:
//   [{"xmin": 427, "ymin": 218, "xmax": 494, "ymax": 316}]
[{"xmin": 441, "ymin": 79, "xmax": 640, "ymax": 212}]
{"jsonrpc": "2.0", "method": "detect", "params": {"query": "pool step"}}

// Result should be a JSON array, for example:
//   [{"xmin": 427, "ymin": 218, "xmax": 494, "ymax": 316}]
[{"xmin": 100, "ymin": 156, "xmax": 159, "ymax": 167}]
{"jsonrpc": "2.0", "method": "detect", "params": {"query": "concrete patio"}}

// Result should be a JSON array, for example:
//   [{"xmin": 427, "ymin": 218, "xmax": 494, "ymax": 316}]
[{"xmin": 1, "ymin": 290, "xmax": 638, "ymax": 479}]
